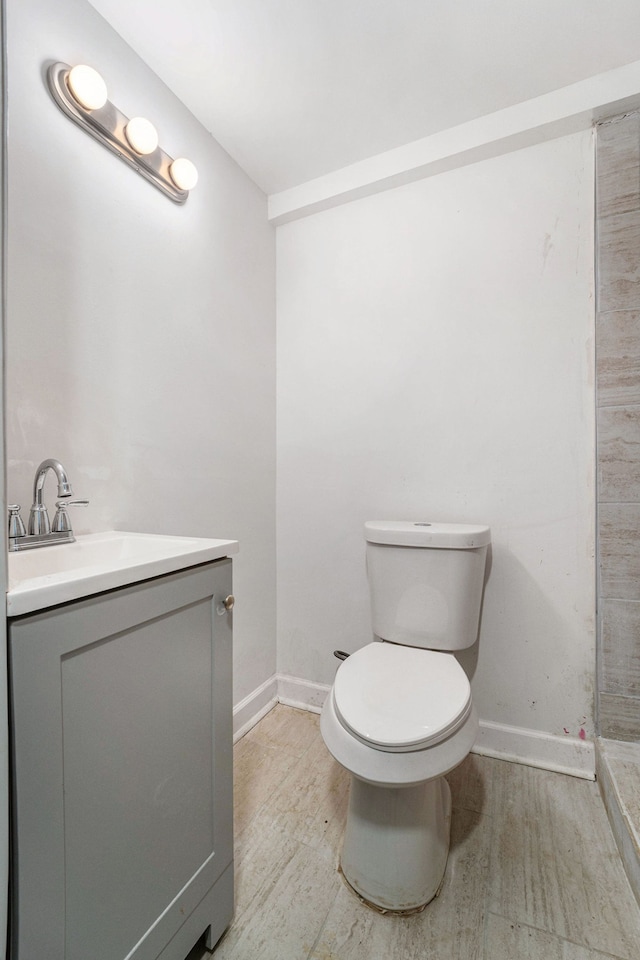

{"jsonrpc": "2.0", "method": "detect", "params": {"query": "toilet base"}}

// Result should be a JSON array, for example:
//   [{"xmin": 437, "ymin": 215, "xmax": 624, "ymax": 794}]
[{"xmin": 340, "ymin": 775, "xmax": 451, "ymax": 913}]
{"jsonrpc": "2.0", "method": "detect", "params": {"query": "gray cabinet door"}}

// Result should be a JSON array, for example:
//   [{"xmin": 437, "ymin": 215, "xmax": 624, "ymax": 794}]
[{"xmin": 9, "ymin": 560, "xmax": 233, "ymax": 960}]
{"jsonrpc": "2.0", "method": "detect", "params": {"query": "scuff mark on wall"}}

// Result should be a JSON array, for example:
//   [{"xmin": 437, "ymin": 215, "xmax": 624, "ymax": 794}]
[{"xmin": 541, "ymin": 216, "xmax": 559, "ymax": 273}]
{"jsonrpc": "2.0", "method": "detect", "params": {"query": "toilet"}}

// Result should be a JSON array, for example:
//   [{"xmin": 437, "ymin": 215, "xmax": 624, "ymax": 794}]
[{"xmin": 320, "ymin": 519, "xmax": 490, "ymax": 913}]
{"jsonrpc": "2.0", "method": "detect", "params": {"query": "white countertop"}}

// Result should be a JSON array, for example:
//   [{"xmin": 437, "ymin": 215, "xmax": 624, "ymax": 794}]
[{"xmin": 7, "ymin": 530, "xmax": 239, "ymax": 616}]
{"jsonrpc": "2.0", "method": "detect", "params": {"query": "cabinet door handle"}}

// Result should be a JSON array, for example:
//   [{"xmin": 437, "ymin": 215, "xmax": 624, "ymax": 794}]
[{"xmin": 223, "ymin": 595, "xmax": 235, "ymax": 611}]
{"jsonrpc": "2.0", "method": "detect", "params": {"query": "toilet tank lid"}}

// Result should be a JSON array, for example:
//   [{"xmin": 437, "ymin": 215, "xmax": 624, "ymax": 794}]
[{"xmin": 364, "ymin": 520, "xmax": 491, "ymax": 549}]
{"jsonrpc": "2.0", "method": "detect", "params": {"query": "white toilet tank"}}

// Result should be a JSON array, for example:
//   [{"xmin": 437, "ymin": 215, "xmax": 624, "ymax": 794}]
[{"xmin": 365, "ymin": 521, "xmax": 490, "ymax": 651}]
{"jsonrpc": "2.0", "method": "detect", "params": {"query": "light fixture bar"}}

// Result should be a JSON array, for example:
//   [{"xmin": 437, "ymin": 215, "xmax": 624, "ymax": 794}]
[{"xmin": 46, "ymin": 62, "xmax": 194, "ymax": 204}]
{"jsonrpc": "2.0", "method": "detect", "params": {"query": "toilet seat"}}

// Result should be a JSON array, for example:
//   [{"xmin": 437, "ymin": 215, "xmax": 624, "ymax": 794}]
[{"xmin": 333, "ymin": 642, "xmax": 471, "ymax": 752}]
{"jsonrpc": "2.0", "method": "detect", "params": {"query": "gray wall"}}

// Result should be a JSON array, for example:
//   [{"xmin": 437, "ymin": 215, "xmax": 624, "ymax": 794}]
[
  {"xmin": 596, "ymin": 112, "xmax": 640, "ymax": 739},
  {"xmin": 277, "ymin": 130, "xmax": 596, "ymax": 771},
  {"xmin": 5, "ymin": 0, "xmax": 277, "ymax": 708}
]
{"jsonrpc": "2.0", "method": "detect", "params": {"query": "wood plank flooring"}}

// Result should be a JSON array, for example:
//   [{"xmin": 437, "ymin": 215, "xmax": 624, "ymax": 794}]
[{"xmin": 201, "ymin": 705, "xmax": 640, "ymax": 960}]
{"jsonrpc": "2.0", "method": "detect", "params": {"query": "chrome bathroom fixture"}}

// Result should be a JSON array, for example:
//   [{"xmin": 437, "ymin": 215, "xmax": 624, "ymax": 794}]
[
  {"xmin": 8, "ymin": 459, "xmax": 88, "ymax": 551},
  {"xmin": 46, "ymin": 62, "xmax": 198, "ymax": 204}
]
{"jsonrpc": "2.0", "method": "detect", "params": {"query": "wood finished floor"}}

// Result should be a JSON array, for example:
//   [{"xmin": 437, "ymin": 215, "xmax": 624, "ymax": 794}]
[{"xmin": 202, "ymin": 705, "xmax": 640, "ymax": 960}]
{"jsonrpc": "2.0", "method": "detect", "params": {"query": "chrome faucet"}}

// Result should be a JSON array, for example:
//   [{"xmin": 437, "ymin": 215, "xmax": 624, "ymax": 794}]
[
  {"xmin": 8, "ymin": 459, "xmax": 88, "ymax": 551},
  {"xmin": 29, "ymin": 458, "xmax": 74, "ymax": 535}
]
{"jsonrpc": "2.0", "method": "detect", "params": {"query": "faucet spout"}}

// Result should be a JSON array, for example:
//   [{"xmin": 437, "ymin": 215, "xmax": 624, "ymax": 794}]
[
  {"xmin": 33, "ymin": 458, "xmax": 73, "ymax": 504},
  {"xmin": 29, "ymin": 459, "xmax": 74, "ymax": 535}
]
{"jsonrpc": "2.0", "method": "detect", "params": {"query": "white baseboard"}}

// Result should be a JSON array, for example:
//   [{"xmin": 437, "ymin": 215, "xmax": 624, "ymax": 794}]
[
  {"xmin": 474, "ymin": 719, "xmax": 596, "ymax": 780},
  {"xmin": 276, "ymin": 674, "xmax": 331, "ymax": 714},
  {"xmin": 233, "ymin": 675, "xmax": 596, "ymax": 780},
  {"xmin": 232, "ymin": 673, "xmax": 330, "ymax": 741},
  {"xmin": 232, "ymin": 675, "xmax": 278, "ymax": 742}
]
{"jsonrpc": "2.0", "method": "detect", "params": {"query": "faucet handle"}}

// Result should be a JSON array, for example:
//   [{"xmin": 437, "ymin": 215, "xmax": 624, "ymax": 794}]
[
  {"xmin": 52, "ymin": 499, "xmax": 89, "ymax": 533},
  {"xmin": 8, "ymin": 504, "xmax": 27, "ymax": 538}
]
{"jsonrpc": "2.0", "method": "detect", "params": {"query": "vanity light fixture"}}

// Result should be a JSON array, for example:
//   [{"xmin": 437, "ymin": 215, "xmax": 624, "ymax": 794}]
[{"xmin": 46, "ymin": 61, "xmax": 198, "ymax": 204}]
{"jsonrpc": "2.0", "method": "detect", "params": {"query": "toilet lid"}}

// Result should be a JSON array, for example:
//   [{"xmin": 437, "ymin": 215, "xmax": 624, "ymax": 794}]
[{"xmin": 333, "ymin": 642, "xmax": 472, "ymax": 752}]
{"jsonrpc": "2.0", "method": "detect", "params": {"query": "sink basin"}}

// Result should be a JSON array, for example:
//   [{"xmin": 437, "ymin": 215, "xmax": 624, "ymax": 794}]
[{"xmin": 7, "ymin": 530, "xmax": 239, "ymax": 616}]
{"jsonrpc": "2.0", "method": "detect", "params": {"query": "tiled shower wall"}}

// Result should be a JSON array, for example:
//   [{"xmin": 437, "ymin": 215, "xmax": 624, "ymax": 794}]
[{"xmin": 596, "ymin": 112, "xmax": 640, "ymax": 741}]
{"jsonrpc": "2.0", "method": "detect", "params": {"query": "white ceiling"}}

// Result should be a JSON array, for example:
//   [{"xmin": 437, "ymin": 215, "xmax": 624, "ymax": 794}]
[{"xmin": 88, "ymin": 0, "xmax": 640, "ymax": 195}]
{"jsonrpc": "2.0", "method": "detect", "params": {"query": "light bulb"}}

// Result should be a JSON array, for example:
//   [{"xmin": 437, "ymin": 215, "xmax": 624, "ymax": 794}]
[
  {"xmin": 169, "ymin": 157, "xmax": 198, "ymax": 191},
  {"xmin": 67, "ymin": 64, "xmax": 108, "ymax": 111},
  {"xmin": 124, "ymin": 117, "xmax": 159, "ymax": 156}
]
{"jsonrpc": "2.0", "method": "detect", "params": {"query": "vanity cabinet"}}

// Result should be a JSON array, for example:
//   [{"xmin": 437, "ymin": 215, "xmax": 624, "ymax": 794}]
[{"xmin": 9, "ymin": 559, "xmax": 233, "ymax": 960}]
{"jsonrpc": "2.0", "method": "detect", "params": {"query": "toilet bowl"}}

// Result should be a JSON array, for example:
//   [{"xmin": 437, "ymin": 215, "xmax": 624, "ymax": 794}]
[{"xmin": 320, "ymin": 520, "xmax": 490, "ymax": 913}]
